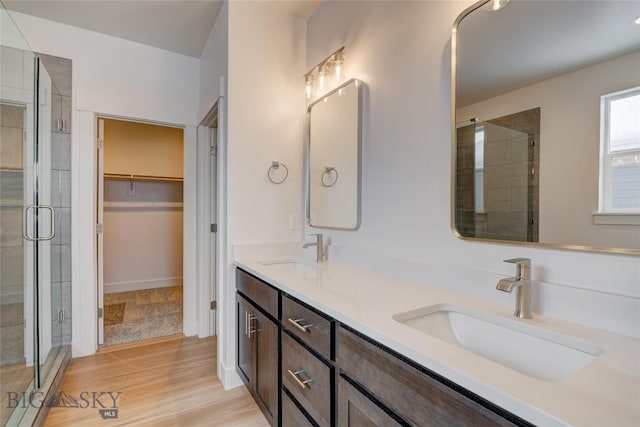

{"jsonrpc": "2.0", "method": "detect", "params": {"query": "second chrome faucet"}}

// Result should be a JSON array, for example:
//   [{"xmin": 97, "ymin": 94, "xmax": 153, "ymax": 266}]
[
  {"xmin": 496, "ymin": 258, "xmax": 533, "ymax": 319},
  {"xmin": 303, "ymin": 233, "xmax": 325, "ymax": 263}
]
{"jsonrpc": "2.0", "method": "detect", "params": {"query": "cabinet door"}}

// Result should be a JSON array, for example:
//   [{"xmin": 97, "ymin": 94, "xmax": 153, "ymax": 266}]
[
  {"xmin": 282, "ymin": 389, "xmax": 315, "ymax": 427},
  {"xmin": 237, "ymin": 295, "xmax": 255, "ymax": 388},
  {"xmin": 338, "ymin": 377, "xmax": 403, "ymax": 427},
  {"xmin": 255, "ymin": 312, "xmax": 279, "ymax": 425}
]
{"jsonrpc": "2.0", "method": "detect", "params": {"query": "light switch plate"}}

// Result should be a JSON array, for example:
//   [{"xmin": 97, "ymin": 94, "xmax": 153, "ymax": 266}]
[{"xmin": 289, "ymin": 213, "xmax": 299, "ymax": 230}]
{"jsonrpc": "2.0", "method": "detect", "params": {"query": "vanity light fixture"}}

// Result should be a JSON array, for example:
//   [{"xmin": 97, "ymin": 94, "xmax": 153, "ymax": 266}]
[
  {"xmin": 635, "ymin": 15, "xmax": 640, "ymax": 24},
  {"xmin": 304, "ymin": 46, "xmax": 346, "ymax": 99},
  {"xmin": 486, "ymin": 0, "xmax": 509, "ymax": 11}
]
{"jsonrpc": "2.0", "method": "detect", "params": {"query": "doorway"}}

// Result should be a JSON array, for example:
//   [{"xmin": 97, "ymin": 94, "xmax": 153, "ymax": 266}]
[
  {"xmin": 197, "ymin": 101, "xmax": 219, "ymax": 337},
  {"xmin": 96, "ymin": 118, "xmax": 185, "ymax": 346}
]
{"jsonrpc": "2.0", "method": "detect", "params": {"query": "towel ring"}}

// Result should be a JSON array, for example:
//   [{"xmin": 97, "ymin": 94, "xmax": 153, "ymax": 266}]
[
  {"xmin": 321, "ymin": 166, "xmax": 338, "ymax": 187},
  {"xmin": 268, "ymin": 161, "xmax": 288, "ymax": 184}
]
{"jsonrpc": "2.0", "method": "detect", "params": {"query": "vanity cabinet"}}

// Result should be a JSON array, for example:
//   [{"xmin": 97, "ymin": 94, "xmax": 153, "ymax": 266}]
[
  {"xmin": 281, "ymin": 294, "xmax": 335, "ymax": 427},
  {"xmin": 236, "ymin": 271, "xmax": 279, "ymax": 426},
  {"xmin": 337, "ymin": 326, "xmax": 522, "ymax": 427},
  {"xmin": 338, "ymin": 376, "xmax": 402, "ymax": 426},
  {"xmin": 236, "ymin": 268, "xmax": 529, "ymax": 427}
]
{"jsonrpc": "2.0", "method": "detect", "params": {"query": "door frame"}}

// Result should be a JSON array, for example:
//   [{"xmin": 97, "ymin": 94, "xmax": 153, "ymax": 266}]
[
  {"xmin": 197, "ymin": 99, "xmax": 221, "ymax": 337},
  {"xmin": 92, "ymin": 113, "xmax": 200, "ymax": 348}
]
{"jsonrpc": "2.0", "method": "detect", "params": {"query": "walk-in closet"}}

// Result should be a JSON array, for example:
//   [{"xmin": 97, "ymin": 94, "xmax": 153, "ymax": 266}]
[{"xmin": 98, "ymin": 118, "xmax": 184, "ymax": 346}]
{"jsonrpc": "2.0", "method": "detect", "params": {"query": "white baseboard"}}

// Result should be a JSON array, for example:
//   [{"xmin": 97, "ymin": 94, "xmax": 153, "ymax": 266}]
[
  {"xmin": 104, "ymin": 277, "xmax": 183, "ymax": 294},
  {"xmin": 219, "ymin": 360, "xmax": 243, "ymax": 391}
]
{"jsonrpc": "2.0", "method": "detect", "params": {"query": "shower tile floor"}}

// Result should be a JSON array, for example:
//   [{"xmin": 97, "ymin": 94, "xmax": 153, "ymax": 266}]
[
  {"xmin": 0, "ymin": 302, "xmax": 24, "ymax": 366},
  {"xmin": 103, "ymin": 286, "xmax": 183, "ymax": 346}
]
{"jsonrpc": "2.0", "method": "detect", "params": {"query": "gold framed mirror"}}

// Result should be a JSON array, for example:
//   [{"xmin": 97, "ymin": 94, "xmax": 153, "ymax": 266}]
[{"xmin": 452, "ymin": 0, "xmax": 640, "ymax": 254}]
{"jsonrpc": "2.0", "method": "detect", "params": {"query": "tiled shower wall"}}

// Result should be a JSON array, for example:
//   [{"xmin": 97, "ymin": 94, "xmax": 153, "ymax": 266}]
[
  {"xmin": 0, "ymin": 102, "xmax": 26, "ymax": 365},
  {"xmin": 456, "ymin": 108, "xmax": 540, "ymax": 242},
  {"xmin": 0, "ymin": 45, "xmax": 30, "ymax": 366},
  {"xmin": 37, "ymin": 53, "xmax": 72, "ymax": 347},
  {"xmin": 489, "ymin": 108, "xmax": 540, "ymax": 242}
]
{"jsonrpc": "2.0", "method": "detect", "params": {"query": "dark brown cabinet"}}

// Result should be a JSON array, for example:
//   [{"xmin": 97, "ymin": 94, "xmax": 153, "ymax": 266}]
[
  {"xmin": 236, "ymin": 268, "xmax": 530, "ymax": 427},
  {"xmin": 337, "ymin": 326, "xmax": 525, "ymax": 427},
  {"xmin": 236, "ymin": 295, "xmax": 255, "ymax": 389},
  {"xmin": 338, "ymin": 377, "xmax": 402, "ymax": 427},
  {"xmin": 236, "ymin": 272, "xmax": 279, "ymax": 426}
]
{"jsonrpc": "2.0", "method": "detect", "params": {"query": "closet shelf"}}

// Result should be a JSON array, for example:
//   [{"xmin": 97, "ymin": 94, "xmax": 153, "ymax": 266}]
[
  {"xmin": 104, "ymin": 173, "xmax": 183, "ymax": 183},
  {"xmin": 104, "ymin": 201, "xmax": 184, "ymax": 209}
]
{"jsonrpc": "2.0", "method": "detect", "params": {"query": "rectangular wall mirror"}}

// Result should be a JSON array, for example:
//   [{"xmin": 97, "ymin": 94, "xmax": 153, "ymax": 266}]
[
  {"xmin": 452, "ymin": 0, "xmax": 640, "ymax": 254},
  {"xmin": 308, "ymin": 78, "xmax": 362, "ymax": 230}
]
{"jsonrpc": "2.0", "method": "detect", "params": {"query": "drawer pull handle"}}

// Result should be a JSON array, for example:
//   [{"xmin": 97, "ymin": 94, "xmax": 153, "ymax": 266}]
[
  {"xmin": 245, "ymin": 310, "xmax": 249, "ymax": 336},
  {"xmin": 248, "ymin": 314, "xmax": 258, "ymax": 338},
  {"xmin": 288, "ymin": 317, "xmax": 313, "ymax": 333},
  {"xmin": 287, "ymin": 369, "xmax": 313, "ymax": 389}
]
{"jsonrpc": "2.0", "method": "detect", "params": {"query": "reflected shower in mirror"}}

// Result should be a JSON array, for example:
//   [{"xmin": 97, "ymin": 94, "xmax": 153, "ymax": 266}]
[
  {"xmin": 308, "ymin": 79, "xmax": 362, "ymax": 230},
  {"xmin": 453, "ymin": 0, "xmax": 640, "ymax": 253},
  {"xmin": 456, "ymin": 108, "xmax": 540, "ymax": 242}
]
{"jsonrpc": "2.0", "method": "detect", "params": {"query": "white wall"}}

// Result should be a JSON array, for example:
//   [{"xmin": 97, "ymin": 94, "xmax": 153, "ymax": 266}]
[
  {"xmin": 458, "ymin": 52, "xmax": 640, "ymax": 249},
  {"xmin": 103, "ymin": 181, "xmax": 183, "ymax": 292},
  {"xmin": 217, "ymin": 0, "xmax": 307, "ymax": 387},
  {"xmin": 9, "ymin": 11, "xmax": 201, "ymax": 357},
  {"xmin": 306, "ymin": 2, "xmax": 639, "ymax": 336},
  {"xmin": 9, "ymin": 12, "xmax": 200, "ymax": 126},
  {"xmin": 198, "ymin": 1, "xmax": 228, "ymax": 123}
]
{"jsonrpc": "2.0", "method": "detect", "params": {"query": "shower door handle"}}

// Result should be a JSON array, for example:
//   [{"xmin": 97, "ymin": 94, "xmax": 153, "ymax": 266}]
[{"xmin": 23, "ymin": 205, "xmax": 56, "ymax": 241}]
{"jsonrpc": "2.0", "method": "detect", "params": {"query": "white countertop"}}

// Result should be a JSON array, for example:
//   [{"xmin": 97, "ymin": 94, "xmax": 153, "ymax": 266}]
[{"xmin": 235, "ymin": 256, "xmax": 640, "ymax": 427}]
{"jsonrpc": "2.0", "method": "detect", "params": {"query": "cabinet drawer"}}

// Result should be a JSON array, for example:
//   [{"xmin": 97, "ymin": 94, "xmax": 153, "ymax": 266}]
[
  {"xmin": 236, "ymin": 269, "xmax": 278, "ymax": 319},
  {"xmin": 282, "ymin": 332, "xmax": 332, "ymax": 427},
  {"xmin": 282, "ymin": 295, "xmax": 332, "ymax": 359},
  {"xmin": 337, "ymin": 327, "xmax": 518, "ymax": 427},
  {"xmin": 282, "ymin": 389, "xmax": 316, "ymax": 427}
]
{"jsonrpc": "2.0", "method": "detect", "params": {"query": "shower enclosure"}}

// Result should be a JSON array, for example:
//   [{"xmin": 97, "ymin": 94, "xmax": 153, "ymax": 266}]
[
  {"xmin": 1, "ymin": 3, "xmax": 72, "ymax": 426},
  {"xmin": 456, "ymin": 119, "xmax": 538, "ymax": 242}
]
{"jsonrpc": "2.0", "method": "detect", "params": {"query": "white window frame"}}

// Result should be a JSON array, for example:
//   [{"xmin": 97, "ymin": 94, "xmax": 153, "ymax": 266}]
[{"xmin": 597, "ymin": 86, "xmax": 640, "ymax": 218}]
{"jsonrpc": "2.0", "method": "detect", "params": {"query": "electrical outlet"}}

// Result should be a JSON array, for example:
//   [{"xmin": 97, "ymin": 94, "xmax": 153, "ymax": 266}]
[{"xmin": 289, "ymin": 213, "xmax": 299, "ymax": 230}]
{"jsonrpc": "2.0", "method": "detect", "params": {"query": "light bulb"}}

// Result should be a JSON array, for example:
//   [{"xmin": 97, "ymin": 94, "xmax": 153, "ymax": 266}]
[
  {"xmin": 487, "ymin": 0, "xmax": 509, "ymax": 11},
  {"xmin": 334, "ymin": 50, "xmax": 345, "ymax": 82},
  {"xmin": 319, "ymin": 74, "xmax": 325, "ymax": 91},
  {"xmin": 304, "ymin": 73, "xmax": 314, "ymax": 99}
]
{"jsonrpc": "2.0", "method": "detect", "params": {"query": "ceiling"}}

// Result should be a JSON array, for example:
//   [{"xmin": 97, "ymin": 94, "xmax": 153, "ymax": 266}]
[
  {"xmin": 456, "ymin": 0, "xmax": 640, "ymax": 107},
  {"xmin": 2, "ymin": 0, "xmax": 225, "ymax": 57}
]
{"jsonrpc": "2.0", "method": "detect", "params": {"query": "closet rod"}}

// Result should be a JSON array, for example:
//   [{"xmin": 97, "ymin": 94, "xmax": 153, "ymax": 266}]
[{"xmin": 103, "ymin": 173, "xmax": 183, "ymax": 183}]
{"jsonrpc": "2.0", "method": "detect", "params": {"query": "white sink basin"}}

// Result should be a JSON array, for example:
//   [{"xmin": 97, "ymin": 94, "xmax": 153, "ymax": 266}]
[
  {"xmin": 259, "ymin": 259, "xmax": 320, "ymax": 272},
  {"xmin": 393, "ymin": 303, "xmax": 603, "ymax": 382}
]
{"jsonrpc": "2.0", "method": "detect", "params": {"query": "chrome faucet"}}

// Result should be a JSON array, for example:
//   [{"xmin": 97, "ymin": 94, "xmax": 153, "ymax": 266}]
[
  {"xmin": 496, "ymin": 258, "xmax": 532, "ymax": 319},
  {"xmin": 303, "ymin": 233, "xmax": 325, "ymax": 263}
]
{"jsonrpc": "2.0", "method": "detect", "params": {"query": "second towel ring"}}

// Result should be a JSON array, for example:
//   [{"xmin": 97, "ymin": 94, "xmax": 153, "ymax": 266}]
[
  {"xmin": 321, "ymin": 166, "xmax": 339, "ymax": 187},
  {"xmin": 268, "ymin": 161, "xmax": 288, "ymax": 184}
]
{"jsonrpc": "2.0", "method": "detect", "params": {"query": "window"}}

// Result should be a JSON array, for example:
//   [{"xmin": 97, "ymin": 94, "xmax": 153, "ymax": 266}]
[{"xmin": 599, "ymin": 87, "xmax": 640, "ymax": 214}]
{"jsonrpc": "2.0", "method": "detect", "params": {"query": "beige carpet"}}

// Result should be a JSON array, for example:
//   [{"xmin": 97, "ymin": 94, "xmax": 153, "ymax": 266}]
[{"xmin": 103, "ymin": 286, "xmax": 183, "ymax": 346}]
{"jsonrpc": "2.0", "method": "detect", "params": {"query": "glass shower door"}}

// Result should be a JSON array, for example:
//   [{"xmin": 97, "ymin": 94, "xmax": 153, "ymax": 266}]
[
  {"xmin": 1, "ymin": 4, "xmax": 69, "ymax": 425},
  {"xmin": 1, "ymin": 5, "xmax": 37, "ymax": 425}
]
